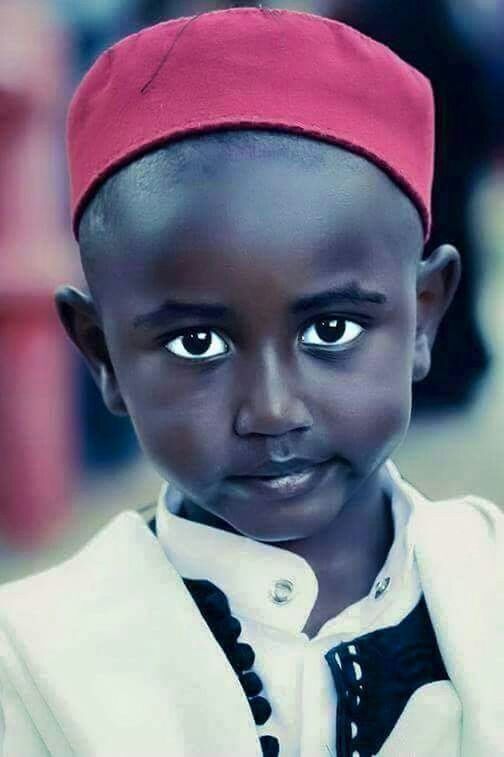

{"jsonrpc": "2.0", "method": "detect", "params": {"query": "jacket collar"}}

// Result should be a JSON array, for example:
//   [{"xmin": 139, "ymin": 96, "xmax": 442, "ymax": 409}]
[{"xmin": 155, "ymin": 459, "xmax": 416, "ymax": 637}]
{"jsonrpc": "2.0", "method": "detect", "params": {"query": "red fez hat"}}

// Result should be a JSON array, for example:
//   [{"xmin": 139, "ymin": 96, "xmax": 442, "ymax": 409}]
[{"xmin": 67, "ymin": 7, "xmax": 434, "ymax": 240}]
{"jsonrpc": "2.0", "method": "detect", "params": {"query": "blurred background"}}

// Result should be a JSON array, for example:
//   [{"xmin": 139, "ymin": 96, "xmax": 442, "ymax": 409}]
[{"xmin": 0, "ymin": 0, "xmax": 502, "ymax": 581}]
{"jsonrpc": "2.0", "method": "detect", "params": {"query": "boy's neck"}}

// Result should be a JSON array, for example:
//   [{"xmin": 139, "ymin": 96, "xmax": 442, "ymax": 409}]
[
  {"xmin": 292, "ymin": 468, "xmax": 394, "ymax": 637},
  {"xmin": 284, "ymin": 465, "xmax": 392, "ymax": 579},
  {"xmin": 181, "ymin": 465, "xmax": 394, "ymax": 638}
]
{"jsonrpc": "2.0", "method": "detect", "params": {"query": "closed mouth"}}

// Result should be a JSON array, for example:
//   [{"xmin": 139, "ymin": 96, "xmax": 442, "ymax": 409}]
[
  {"xmin": 231, "ymin": 457, "xmax": 331, "ymax": 480},
  {"xmin": 226, "ymin": 457, "xmax": 337, "ymax": 501}
]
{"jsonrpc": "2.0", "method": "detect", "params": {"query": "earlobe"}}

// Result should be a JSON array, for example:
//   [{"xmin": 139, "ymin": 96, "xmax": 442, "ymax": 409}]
[
  {"xmin": 413, "ymin": 333, "xmax": 430, "ymax": 382},
  {"xmin": 98, "ymin": 363, "xmax": 128, "ymax": 416},
  {"xmin": 54, "ymin": 285, "xmax": 129, "ymax": 416},
  {"xmin": 413, "ymin": 244, "xmax": 461, "ymax": 384}
]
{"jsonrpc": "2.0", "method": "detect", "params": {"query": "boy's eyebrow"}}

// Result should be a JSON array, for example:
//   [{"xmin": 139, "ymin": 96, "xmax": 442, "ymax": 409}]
[
  {"xmin": 133, "ymin": 284, "xmax": 387, "ymax": 330},
  {"xmin": 291, "ymin": 284, "xmax": 387, "ymax": 314},
  {"xmin": 133, "ymin": 301, "xmax": 231, "ymax": 330}
]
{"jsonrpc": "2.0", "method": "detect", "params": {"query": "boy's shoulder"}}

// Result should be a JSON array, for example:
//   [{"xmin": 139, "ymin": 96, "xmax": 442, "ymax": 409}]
[
  {"xmin": 391, "ymin": 464, "xmax": 504, "ymax": 549},
  {"xmin": 411, "ymin": 488, "xmax": 504, "ymax": 552},
  {"xmin": 388, "ymin": 465, "xmax": 504, "ymax": 594},
  {"xmin": 0, "ymin": 507, "xmax": 260, "ymax": 756},
  {"xmin": 0, "ymin": 503, "xmax": 157, "ymax": 592},
  {"xmin": 0, "ymin": 507, "xmax": 176, "ymax": 623}
]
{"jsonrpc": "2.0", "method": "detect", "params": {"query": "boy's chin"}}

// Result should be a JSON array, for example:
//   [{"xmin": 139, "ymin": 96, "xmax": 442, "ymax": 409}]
[{"xmin": 222, "ymin": 496, "xmax": 346, "ymax": 544}]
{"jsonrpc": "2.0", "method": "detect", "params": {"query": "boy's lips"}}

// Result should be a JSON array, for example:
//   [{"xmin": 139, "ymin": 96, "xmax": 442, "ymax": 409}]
[
  {"xmin": 227, "ymin": 456, "xmax": 336, "ymax": 501},
  {"xmin": 237, "ymin": 456, "xmax": 329, "ymax": 478}
]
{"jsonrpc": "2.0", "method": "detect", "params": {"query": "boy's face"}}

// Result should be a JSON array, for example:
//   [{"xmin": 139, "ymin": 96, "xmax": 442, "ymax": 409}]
[{"xmin": 60, "ymin": 132, "xmax": 459, "ymax": 542}]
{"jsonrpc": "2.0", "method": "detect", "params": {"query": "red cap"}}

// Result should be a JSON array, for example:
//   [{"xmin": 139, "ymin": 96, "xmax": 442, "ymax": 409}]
[{"xmin": 67, "ymin": 7, "xmax": 434, "ymax": 240}]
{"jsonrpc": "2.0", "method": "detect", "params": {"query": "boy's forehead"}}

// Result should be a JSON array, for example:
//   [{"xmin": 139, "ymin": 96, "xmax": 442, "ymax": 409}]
[{"xmin": 81, "ymin": 131, "xmax": 423, "ymax": 265}]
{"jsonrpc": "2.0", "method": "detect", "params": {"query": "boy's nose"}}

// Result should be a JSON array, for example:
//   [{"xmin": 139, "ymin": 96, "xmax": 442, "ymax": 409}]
[{"xmin": 233, "ymin": 351, "xmax": 313, "ymax": 437}]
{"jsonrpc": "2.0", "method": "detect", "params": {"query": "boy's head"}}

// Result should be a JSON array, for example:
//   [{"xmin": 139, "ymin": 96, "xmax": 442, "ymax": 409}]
[{"xmin": 58, "ymin": 8, "xmax": 460, "ymax": 542}]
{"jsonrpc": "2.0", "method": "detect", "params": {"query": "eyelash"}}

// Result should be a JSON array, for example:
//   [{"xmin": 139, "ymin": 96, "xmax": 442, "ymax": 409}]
[{"xmin": 162, "ymin": 316, "xmax": 366, "ymax": 362}]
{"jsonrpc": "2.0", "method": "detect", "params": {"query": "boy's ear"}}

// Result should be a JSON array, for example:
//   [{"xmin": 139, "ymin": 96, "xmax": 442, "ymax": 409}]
[
  {"xmin": 413, "ymin": 244, "xmax": 461, "ymax": 383},
  {"xmin": 54, "ymin": 285, "xmax": 128, "ymax": 416}
]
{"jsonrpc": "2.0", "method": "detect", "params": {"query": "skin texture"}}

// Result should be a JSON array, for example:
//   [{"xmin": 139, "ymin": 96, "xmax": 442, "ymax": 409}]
[{"xmin": 57, "ymin": 131, "xmax": 460, "ymax": 636}]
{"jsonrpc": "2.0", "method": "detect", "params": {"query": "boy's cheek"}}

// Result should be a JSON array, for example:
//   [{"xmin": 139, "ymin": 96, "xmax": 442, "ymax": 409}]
[
  {"xmin": 325, "ymin": 373, "xmax": 412, "ymax": 468},
  {"xmin": 363, "ymin": 390, "xmax": 411, "ymax": 460},
  {"xmin": 127, "ymin": 395, "xmax": 233, "ymax": 488}
]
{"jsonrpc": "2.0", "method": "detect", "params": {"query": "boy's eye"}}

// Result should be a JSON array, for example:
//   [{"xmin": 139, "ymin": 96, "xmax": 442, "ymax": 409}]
[
  {"xmin": 300, "ymin": 317, "xmax": 363, "ymax": 349},
  {"xmin": 164, "ymin": 330, "xmax": 229, "ymax": 360}
]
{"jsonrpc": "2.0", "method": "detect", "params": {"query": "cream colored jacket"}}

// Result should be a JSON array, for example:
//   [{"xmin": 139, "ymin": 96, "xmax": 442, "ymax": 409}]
[{"xmin": 0, "ymin": 468, "xmax": 503, "ymax": 756}]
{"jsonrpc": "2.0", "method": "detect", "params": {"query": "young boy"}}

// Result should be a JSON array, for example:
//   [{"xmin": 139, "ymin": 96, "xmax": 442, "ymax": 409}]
[{"xmin": 1, "ymin": 6, "xmax": 502, "ymax": 756}]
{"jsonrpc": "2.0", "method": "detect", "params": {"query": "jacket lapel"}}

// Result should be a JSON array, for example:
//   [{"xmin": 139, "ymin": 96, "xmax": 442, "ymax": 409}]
[{"xmin": 0, "ymin": 511, "xmax": 261, "ymax": 756}]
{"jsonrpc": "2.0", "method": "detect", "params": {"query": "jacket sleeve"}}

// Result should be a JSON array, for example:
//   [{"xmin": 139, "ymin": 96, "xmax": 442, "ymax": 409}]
[
  {"xmin": 0, "ymin": 693, "xmax": 4, "ymax": 756},
  {"xmin": 0, "ymin": 658, "xmax": 49, "ymax": 756},
  {"xmin": 412, "ymin": 492, "xmax": 504, "ymax": 757}
]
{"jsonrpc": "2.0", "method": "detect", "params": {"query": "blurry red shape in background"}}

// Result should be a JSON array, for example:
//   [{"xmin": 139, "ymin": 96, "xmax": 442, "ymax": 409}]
[{"xmin": 0, "ymin": 0, "xmax": 77, "ymax": 547}]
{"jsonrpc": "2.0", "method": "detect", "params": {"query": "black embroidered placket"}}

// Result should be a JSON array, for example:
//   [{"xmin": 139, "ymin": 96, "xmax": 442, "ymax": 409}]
[{"xmin": 325, "ymin": 596, "xmax": 449, "ymax": 756}]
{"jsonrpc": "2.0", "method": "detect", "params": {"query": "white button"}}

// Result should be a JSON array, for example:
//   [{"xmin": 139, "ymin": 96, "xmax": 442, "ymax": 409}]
[
  {"xmin": 352, "ymin": 751, "xmax": 360, "ymax": 757},
  {"xmin": 351, "ymin": 722, "xmax": 358, "ymax": 738},
  {"xmin": 334, "ymin": 652, "xmax": 342, "ymax": 668},
  {"xmin": 374, "ymin": 576, "xmax": 390, "ymax": 599},
  {"xmin": 348, "ymin": 644, "xmax": 357, "ymax": 655},
  {"xmin": 269, "ymin": 579, "xmax": 294, "ymax": 604}
]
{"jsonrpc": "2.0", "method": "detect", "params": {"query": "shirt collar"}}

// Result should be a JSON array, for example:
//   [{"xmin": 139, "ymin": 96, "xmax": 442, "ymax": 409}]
[{"xmin": 156, "ymin": 459, "xmax": 416, "ymax": 635}]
